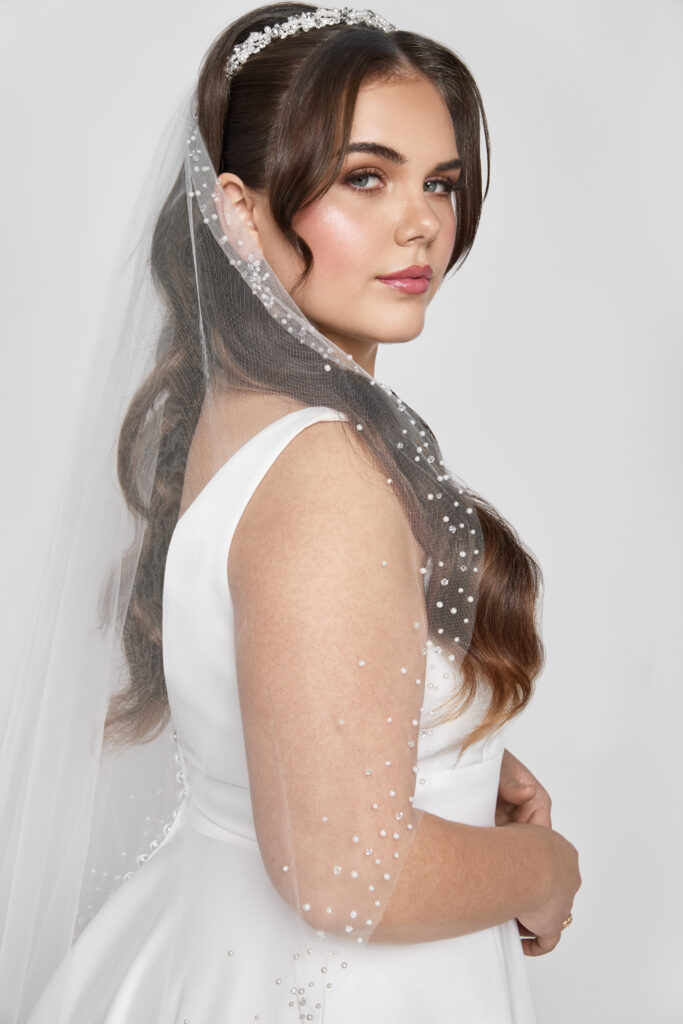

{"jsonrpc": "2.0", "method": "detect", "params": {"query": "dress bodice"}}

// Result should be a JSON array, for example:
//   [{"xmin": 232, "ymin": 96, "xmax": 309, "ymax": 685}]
[
  {"xmin": 27, "ymin": 405, "xmax": 532, "ymax": 1024},
  {"xmin": 162, "ymin": 406, "xmax": 506, "ymax": 844}
]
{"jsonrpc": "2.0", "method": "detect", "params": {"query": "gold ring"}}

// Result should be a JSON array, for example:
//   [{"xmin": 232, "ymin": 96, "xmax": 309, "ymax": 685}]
[{"xmin": 561, "ymin": 913, "xmax": 573, "ymax": 930}]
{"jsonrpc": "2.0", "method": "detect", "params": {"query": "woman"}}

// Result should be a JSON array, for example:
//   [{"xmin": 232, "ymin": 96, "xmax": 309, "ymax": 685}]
[{"xmin": 1, "ymin": 3, "xmax": 580, "ymax": 1021}]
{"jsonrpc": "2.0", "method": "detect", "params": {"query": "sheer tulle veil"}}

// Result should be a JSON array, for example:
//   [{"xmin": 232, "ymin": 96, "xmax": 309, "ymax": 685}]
[{"xmin": 0, "ymin": 7, "xmax": 509, "ymax": 1020}]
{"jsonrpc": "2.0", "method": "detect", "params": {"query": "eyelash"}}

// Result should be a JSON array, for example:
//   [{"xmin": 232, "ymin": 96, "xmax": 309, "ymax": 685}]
[{"xmin": 342, "ymin": 166, "xmax": 463, "ymax": 195}]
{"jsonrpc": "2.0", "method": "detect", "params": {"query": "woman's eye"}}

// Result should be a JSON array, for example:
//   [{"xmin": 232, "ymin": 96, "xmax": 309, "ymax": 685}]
[
  {"xmin": 425, "ymin": 179, "xmax": 458, "ymax": 194},
  {"xmin": 343, "ymin": 170, "xmax": 461, "ymax": 195},
  {"xmin": 345, "ymin": 171, "xmax": 382, "ymax": 190}
]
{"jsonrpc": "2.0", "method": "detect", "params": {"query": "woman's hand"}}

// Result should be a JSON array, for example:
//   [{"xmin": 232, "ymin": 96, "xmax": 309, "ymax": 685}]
[
  {"xmin": 496, "ymin": 748, "xmax": 552, "ymax": 828},
  {"xmin": 511, "ymin": 822, "xmax": 581, "ymax": 957},
  {"xmin": 496, "ymin": 750, "xmax": 572, "ymax": 955}
]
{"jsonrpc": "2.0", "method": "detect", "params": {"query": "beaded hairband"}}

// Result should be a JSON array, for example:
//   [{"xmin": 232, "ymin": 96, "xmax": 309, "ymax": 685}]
[{"xmin": 224, "ymin": 6, "xmax": 396, "ymax": 80}]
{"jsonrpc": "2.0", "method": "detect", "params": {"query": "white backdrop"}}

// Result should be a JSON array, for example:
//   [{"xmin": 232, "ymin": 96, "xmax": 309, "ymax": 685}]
[{"xmin": 1, "ymin": 1, "xmax": 681, "ymax": 1020}]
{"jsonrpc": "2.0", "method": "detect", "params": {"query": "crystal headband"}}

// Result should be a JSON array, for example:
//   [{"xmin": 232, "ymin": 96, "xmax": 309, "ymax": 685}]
[{"xmin": 224, "ymin": 6, "xmax": 396, "ymax": 80}]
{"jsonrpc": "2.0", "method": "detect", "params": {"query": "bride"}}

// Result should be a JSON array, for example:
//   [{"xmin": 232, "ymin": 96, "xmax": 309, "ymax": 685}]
[{"xmin": 1, "ymin": 4, "xmax": 580, "ymax": 1021}]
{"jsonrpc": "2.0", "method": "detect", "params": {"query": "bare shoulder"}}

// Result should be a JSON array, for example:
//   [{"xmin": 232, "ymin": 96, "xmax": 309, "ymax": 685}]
[
  {"xmin": 228, "ymin": 416, "xmax": 424, "ymax": 598},
  {"xmin": 265, "ymin": 416, "xmax": 391, "ymax": 501}
]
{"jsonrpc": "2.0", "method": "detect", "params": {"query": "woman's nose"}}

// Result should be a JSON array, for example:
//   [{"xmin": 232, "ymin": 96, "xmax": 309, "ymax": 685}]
[{"xmin": 394, "ymin": 189, "xmax": 442, "ymax": 247}]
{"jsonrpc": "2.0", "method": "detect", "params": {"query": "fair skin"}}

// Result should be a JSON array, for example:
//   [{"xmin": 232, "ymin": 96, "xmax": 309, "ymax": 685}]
[
  {"xmin": 216, "ymin": 73, "xmax": 459, "ymax": 376},
  {"xmin": 216, "ymin": 72, "xmax": 580, "ymax": 952}
]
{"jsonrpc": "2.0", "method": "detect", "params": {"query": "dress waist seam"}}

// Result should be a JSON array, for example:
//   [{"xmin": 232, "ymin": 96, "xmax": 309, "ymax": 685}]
[{"xmin": 187, "ymin": 801, "xmax": 259, "ymax": 850}]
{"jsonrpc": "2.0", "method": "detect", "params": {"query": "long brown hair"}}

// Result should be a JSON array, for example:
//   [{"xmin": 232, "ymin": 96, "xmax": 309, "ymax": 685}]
[{"xmin": 105, "ymin": 2, "xmax": 544, "ymax": 754}]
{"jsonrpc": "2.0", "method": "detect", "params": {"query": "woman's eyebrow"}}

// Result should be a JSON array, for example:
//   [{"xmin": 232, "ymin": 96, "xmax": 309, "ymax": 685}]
[{"xmin": 345, "ymin": 141, "xmax": 461, "ymax": 173}]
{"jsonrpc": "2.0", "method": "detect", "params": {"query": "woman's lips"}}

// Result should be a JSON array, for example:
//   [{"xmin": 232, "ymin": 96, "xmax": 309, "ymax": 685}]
[{"xmin": 377, "ymin": 276, "xmax": 430, "ymax": 294}]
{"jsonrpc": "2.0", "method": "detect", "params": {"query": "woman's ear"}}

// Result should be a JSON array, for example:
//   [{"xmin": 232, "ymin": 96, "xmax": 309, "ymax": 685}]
[{"xmin": 216, "ymin": 172, "xmax": 262, "ymax": 248}]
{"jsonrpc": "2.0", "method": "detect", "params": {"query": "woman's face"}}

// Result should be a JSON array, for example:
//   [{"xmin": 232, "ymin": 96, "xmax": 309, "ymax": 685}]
[{"xmin": 219, "ymin": 73, "xmax": 461, "ymax": 375}]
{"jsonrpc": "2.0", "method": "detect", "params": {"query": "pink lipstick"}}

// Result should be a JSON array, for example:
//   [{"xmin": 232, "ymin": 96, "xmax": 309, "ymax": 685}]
[{"xmin": 377, "ymin": 264, "xmax": 433, "ymax": 295}]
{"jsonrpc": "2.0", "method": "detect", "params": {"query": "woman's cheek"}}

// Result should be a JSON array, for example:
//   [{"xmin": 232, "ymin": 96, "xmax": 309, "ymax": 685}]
[{"xmin": 293, "ymin": 200, "xmax": 376, "ymax": 277}]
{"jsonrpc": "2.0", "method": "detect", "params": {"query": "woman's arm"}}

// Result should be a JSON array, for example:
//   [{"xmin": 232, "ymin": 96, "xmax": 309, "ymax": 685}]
[
  {"xmin": 229, "ymin": 417, "xmax": 580, "ymax": 947},
  {"xmin": 369, "ymin": 811, "xmax": 579, "ymax": 945},
  {"xmin": 372, "ymin": 749, "xmax": 577, "ymax": 946}
]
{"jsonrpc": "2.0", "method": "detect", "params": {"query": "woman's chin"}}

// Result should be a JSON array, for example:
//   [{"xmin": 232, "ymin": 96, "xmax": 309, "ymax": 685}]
[{"xmin": 378, "ymin": 312, "xmax": 427, "ymax": 345}]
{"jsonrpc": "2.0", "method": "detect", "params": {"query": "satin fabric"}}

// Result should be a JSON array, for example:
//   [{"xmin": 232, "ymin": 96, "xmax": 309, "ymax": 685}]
[{"xmin": 27, "ymin": 407, "xmax": 536, "ymax": 1023}]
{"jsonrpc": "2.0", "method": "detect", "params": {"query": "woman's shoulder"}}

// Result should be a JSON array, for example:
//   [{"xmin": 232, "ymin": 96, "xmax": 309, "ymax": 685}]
[
  {"xmin": 228, "ymin": 407, "xmax": 425, "ymax": 593},
  {"xmin": 264, "ymin": 406, "xmax": 391, "ymax": 500}
]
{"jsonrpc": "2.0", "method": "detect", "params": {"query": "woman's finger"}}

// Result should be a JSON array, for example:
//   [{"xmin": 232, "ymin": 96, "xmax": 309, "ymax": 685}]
[
  {"xmin": 521, "ymin": 931, "xmax": 561, "ymax": 957},
  {"xmin": 500, "ymin": 780, "xmax": 536, "ymax": 803}
]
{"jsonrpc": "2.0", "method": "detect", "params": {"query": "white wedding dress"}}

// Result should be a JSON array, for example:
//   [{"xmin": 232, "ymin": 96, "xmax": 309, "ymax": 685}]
[{"xmin": 27, "ymin": 406, "xmax": 537, "ymax": 1023}]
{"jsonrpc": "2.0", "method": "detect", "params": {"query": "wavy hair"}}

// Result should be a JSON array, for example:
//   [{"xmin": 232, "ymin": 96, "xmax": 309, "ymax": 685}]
[{"xmin": 105, "ymin": 2, "xmax": 544, "ymax": 754}]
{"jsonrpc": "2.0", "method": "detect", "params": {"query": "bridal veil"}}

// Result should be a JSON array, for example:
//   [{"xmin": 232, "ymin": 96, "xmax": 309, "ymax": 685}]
[{"xmin": 0, "ymin": 7, "xmax": 490, "ymax": 1019}]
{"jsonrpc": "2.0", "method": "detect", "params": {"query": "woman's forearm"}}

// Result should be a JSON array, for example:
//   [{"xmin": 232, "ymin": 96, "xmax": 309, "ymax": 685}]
[{"xmin": 369, "ymin": 811, "xmax": 552, "ymax": 944}]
